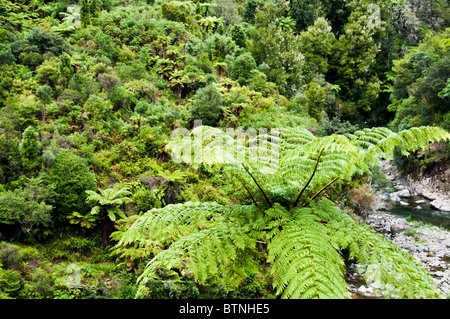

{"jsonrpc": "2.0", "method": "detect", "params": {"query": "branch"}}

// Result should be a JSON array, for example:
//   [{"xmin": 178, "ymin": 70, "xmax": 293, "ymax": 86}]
[
  {"xmin": 303, "ymin": 176, "xmax": 340, "ymax": 207},
  {"xmin": 241, "ymin": 164, "xmax": 272, "ymax": 207},
  {"xmin": 291, "ymin": 148, "xmax": 324, "ymax": 208},
  {"xmin": 235, "ymin": 174, "xmax": 259, "ymax": 207}
]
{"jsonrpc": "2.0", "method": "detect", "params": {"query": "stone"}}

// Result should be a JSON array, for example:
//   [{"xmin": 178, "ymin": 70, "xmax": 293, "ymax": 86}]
[
  {"xmin": 430, "ymin": 199, "xmax": 450, "ymax": 212},
  {"xmin": 399, "ymin": 201, "xmax": 409, "ymax": 206},
  {"xmin": 357, "ymin": 286, "xmax": 375, "ymax": 298},
  {"xmin": 390, "ymin": 193, "xmax": 401, "ymax": 202},
  {"xmin": 416, "ymin": 206, "xmax": 422, "ymax": 210},
  {"xmin": 415, "ymin": 199, "xmax": 426, "ymax": 204},
  {"xmin": 395, "ymin": 189, "xmax": 411, "ymax": 198}
]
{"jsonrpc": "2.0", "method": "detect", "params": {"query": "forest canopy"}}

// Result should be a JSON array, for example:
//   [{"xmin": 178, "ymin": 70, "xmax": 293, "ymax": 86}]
[{"xmin": 0, "ymin": 0, "xmax": 449, "ymax": 300}]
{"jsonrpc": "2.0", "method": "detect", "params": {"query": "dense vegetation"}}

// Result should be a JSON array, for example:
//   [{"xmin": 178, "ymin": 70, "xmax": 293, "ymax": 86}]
[{"xmin": 0, "ymin": 0, "xmax": 449, "ymax": 299}]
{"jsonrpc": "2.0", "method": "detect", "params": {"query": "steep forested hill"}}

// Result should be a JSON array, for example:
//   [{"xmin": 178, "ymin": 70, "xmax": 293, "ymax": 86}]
[{"xmin": 0, "ymin": 0, "xmax": 448, "ymax": 299}]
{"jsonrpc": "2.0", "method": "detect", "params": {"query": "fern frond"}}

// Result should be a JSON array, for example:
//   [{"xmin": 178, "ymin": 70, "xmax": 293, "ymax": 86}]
[
  {"xmin": 315, "ymin": 199, "xmax": 442, "ymax": 298},
  {"xmin": 267, "ymin": 212, "xmax": 350, "ymax": 299},
  {"xmin": 135, "ymin": 222, "xmax": 259, "ymax": 298},
  {"xmin": 113, "ymin": 201, "xmax": 229, "ymax": 251}
]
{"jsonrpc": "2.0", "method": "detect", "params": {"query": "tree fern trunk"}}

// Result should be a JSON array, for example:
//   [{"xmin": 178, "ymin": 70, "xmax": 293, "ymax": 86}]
[{"xmin": 101, "ymin": 218, "xmax": 115, "ymax": 247}]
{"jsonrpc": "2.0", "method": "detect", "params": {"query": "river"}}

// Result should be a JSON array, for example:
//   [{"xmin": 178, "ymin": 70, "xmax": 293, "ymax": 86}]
[{"xmin": 387, "ymin": 195, "xmax": 450, "ymax": 231}]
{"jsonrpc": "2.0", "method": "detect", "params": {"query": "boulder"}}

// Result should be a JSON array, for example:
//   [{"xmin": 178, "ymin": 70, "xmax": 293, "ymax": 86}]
[
  {"xmin": 430, "ymin": 199, "xmax": 450, "ymax": 212},
  {"xmin": 395, "ymin": 189, "xmax": 411, "ymax": 198},
  {"xmin": 390, "ymin": 193, "xmax": 401, "ymax": 202}
]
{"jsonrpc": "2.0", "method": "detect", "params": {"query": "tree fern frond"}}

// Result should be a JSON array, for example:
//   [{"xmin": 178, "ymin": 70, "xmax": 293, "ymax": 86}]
[
  {"xmin": 113, "ymin": 201, "xmax": 229, "ymax": 249},
  {"xmin": 316, "ymin": 199, "xmax": 441, "ymax": 298},
  {"xmin": 135, "ymin": 223, "xmax": 259, "ymax": 298},
  {"xmin": 268, "ymin": 213, "xmax": 349, "ymax": 299}
]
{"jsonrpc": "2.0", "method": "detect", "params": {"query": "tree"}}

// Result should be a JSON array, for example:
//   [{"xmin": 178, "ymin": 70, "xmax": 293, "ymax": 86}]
[
  {"xmin": 94, "ymin": 32, "xmax": 116, "ymax": 60},
  {"xmin": 19, "ymin": 126, "xmax": 40, "ymax": 173},
  {"xmin": 0, "ymin": 43, "xmax": 15, "ymax": 65},
  {"xmin": 329, "ymin": 12, "xmax": 382, "ymax": 120},
  {"xmin": 289, "ymin": 0, "xmax": 323, "ymax": 31},
  {"xmin": 305, "ymin": 81, "xmax": 326, "ymax": 121},
  {"xmin": 58, "ymin": 52, "xmax": 73, "ymax": 88},
  {"xmin": 230, "ymin": 52, "xmax": 257, "ymax": 85},
  {"xmin": 85, "ymin": 185, "xmax": 132, "ymax": 247},
  {"xmin": 23, "ymin": 28, "xmax": 68, "ymax": 56},
  {"xmin": 80, "ymin": 0, "xmax": 92, "ymax": 27},
  {"xmin": 0, "ymin": 185, "xmax": 53, "ymax": 241},
  {"xmin": 389, "ymin": 29, "xmax": 450, "ymax": 129},
  {"xmin": 47, "ymin": 149, "xmax": 97, "ymax": 222},
  {"xmin": 190, "ymin": 84, "xmax": 223, "ymax": 127},
  {"xmin": 35, "ymin": 58, "xmax": 60, "ymax": 88},
  {"xmin": 36, "ymin": 85, "xmax": 53, "ymax": 125},
  {"xmin": 299, "ymin": 17, "xmax": 335, "ymax": 82},
  {"xmin": 112, "ymin": 125, "xmax": 450, "ymax": 298},
  {"xmin": 230, "ymin": 25, "xmax": 246, "ymax": 48},
  {"xmin": 249, "ymin": 2, "xmax": 305, "ymax": 97}
]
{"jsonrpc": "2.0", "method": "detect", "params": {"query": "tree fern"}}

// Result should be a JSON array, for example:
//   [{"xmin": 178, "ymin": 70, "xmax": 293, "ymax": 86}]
[
  {"xmin": 267, "ymin": 211, "xmax": 349, "ymax": 299},
  {"xmin": 113, "ymin": 125, "xmax": 449, "ymax": 298}
]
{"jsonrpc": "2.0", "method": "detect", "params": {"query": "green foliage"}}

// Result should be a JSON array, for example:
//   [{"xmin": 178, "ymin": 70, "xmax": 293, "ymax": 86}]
[
  {"xmin": 230, "ymin": 52, "xmax": 257, "ymax": 85},
  {"xmin": 0, "ymin": 187, "xmax": 53, "ymax": 241},
  {"xmin": 35, "ymin": 58, "xmax": 60, "ymax": 87},
  {"xmin": 85, "ymin": 185, "xmax": 132, "ymax": 223},
  {"xmin": 389, "ymin": 30, "xmax": 450, "ymax": 129},
  {"xmin": 190, "ymin": 84, "xmax": 223, "ymax": 127},
  {"xmin": 47, "ymin": 149, "xmax": 97, "ymax": 219},
  {"xmin": 0, "ymin": 269, "xmax": 22, "ymax": 298},
  {"xmin": 113, "ymin": 125, "xmax": 449, "ymax": 298},
  {"xmin": 0, "ymin": 43, "xmax": 15, "ymax": 65},
  {"xmin": 161, "ymin": 1, "xmax": 191, "ymax": 23},
  {"xmin": 94, "ymin": 31, "xmax": 116, "ymax": 60},
  {"xmin": 19, "ymin": 126, "xmax": 41, "ymax": 172},
  {"xmin": 21, "ymin": 28, "xmax": 68, "ymax": 56},
  {"xmin": 230, "ymin": 25, "xmax": 247, "ymax": 48},
  {"xmin": 249, "ymin": 2, "xmax": 305, "ymax": 97},
  {"xmin": 58, "ymin": 52, "xmax": 73, "ymax": 87},
  {"xmin": 305, "ymin": 81, "xmax": 326, "ymax": 121}
]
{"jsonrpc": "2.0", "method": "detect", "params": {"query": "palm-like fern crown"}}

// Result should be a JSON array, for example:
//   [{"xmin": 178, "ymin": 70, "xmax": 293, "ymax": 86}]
[
  {"xmin": 112, "ymin": 125, "xmax": 449, "ymax": 299},
  {"xmin": 86, "ymin": 186, "xmax": 132, "ymax": 221}
]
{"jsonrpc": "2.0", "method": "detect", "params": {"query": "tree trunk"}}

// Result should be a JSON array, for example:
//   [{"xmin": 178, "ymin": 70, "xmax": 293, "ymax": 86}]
[{"xmin": 101, "ymin": 218, "xmax": 115, "ymax": 247}]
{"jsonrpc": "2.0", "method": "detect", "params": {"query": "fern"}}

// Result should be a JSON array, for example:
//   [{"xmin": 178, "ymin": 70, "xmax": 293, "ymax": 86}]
[
  {"xmin": 267, "ymin": 211, "xmax": 349, "ymax": 299},
  {"xmin": 113, "ymin": 125, "xmax": 449, "ymax": 298}
]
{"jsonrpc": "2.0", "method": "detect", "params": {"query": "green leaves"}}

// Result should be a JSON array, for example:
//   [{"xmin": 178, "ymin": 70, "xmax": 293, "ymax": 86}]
[
  {"xmin": 268, "ymin": 212, "xmax": 349, "ymax": 299},
  {"xmin": 114, "ymin": 125, "xmax": 449, "ymax": 298},
  {"xmin": 85, "ymin": 186, "xmax": 132, "ymax": 222}
]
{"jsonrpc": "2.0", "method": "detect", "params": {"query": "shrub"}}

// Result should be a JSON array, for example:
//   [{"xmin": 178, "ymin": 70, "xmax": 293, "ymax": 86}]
[
  {"xmin": 0, "ymin": 189, "xmax": 53, "ymax": 241},
  {"xmin": 47, "ymin": 149, "xmax": 97, "ymax": 220},
  {"xmin": 190, "ymin": 84, "xmax": 223, "ymax": 126},
  {"xmin": 0, "ymin": 269, "xmax": 22, "ymax": 298},
  {"xmin": 347, "ymin": 184, "xmax": 375, "ymax": 218},
  {"xmin": 35, "ymin": 58, "xmax": 60, "ymax": 87},
  {"xmin": 0, "ymin": 242, "xmax": 22, "ymax": 270}
]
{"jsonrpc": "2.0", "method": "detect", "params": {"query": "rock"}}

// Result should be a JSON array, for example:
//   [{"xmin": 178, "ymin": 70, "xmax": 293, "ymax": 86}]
[
  {"xmin": 415, "ymin": 199, "xmax": 426, "ymax": 204},
  {"xmin": 399, "ymin": 201, "xmax": 409, "ymax": 206},
  {"xmin": 390, "ymin": 193, "xmax": 401, "ymax": 202},
  {"xmin": 391, "ymin": 224, "xmax": 408, "ymax": 235},
  {"xmin": 348, "ymin": 284, "xmax": 357, "ymax": 293},
  {"xmin": 395, "ymin": 189, "xmax": 411, "ymax": 198},
  {"xmin": 430, "ymin": 199, "xmax": 450, "ymax": 212},
  {"xmin": 416, "ymin": 206, "xmax": 422, "ymax": 210},
  {"xmin": 357, "ymin": 286, "xmax": 374, "ymax": 298}
]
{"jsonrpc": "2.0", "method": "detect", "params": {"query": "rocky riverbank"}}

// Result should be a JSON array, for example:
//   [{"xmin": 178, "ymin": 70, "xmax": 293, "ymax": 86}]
[
  {"xmin": 347, "ymin": 160, "xmax": 450, "ymax": 299},
  {"xmin": 364, "ymin": 211, "xmax": 450, "ymax": 298},
  {"xmin": 379, "ymin": 159, "xmax": 450, "ymax": 212}
]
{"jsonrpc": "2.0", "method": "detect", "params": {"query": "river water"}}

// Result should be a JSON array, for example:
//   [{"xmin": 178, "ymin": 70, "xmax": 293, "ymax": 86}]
[{"xmin": 386, "ymin": 195, "xmax": 450, "ymax": 231}]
